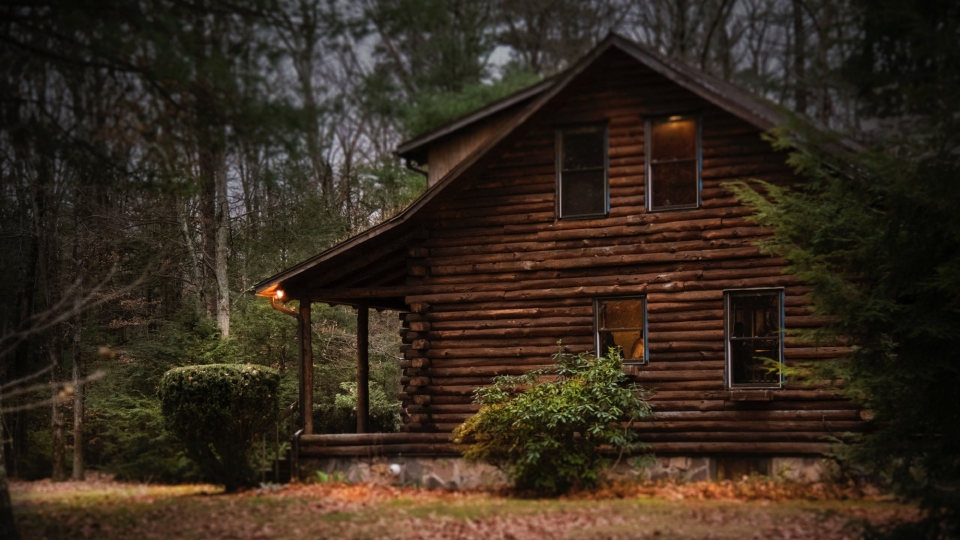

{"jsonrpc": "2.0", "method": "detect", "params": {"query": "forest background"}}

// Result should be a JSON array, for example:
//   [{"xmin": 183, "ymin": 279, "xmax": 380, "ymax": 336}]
[{"xmin": 0, "ymin": 0, "xmax": 955, "ymax": 503}]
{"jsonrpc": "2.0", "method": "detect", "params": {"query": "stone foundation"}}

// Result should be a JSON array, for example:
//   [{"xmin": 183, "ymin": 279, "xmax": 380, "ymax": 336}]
[
  {"xmin": 305, "ymin": 456, "xmax": 508, "ymax": 489},
  {"xmin": 299, "ymin": 455, "xmax": 831, "ymax": 489},
  {"xmin": 771, "ymin": 456, "xmax": 834, "ymax": 483}
]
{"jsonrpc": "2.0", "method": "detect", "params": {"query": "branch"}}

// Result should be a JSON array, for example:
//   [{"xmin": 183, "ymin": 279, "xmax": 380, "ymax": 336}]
[{"xmin": 0, "ymin": 370, "xmax": 106, "ymax": 414}]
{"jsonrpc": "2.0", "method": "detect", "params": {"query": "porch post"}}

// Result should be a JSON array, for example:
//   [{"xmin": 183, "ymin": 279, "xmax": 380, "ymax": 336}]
[
  {"xmin": 299, "ymin": 300, "xmax": 314, "ymax": 434},
  {"xmin": 357, "ymin": 303, "xmax": 369, "ymax": 433}
]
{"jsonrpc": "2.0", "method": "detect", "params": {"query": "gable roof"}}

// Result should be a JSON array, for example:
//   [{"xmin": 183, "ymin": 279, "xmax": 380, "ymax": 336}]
[
  {"xmin": 253, "ymin": 33, "xmax": 857, "ymax": 305},
  {"xmin": 395, "ymin": 76, "xmax": 555, "ymax": 165}
]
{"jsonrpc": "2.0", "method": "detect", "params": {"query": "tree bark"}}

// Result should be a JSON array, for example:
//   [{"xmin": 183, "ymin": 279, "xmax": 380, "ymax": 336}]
[
  {"xmin": 215, "ymin": 151, "xmax": 230, "ymax": 338},
  {"xmin": 71, "ymin": 321, "xmax": 84, "ymax": 481},
  {"xmin": 0, "ymin": 404, "xmax": 21, "ymax": 539},
  {"xmin": 357, "ymin": 304, "xmax": 369, "ymax": 434},
  {"xmin": 792, "ymin": 0, "xmax": 807, "ymax": 113},
  {"xmin": 49, "ymin": 349, "xmax": 65, "ymax": 482}
]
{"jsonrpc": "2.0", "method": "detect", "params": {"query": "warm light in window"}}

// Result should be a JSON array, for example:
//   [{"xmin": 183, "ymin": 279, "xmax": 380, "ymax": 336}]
[
  {"xmin": 275, "ymin": 289, "xmax": 285, "ymax": 300},
  {"xmin": 667, "ymin": 115, "xmax": 683, "ymax": 122}
]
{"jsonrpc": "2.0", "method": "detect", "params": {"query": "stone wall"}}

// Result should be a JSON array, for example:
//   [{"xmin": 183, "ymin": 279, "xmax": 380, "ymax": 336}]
[{"xmin": 299, "ymin": 455, "xmax": 832, "ymax": 489}]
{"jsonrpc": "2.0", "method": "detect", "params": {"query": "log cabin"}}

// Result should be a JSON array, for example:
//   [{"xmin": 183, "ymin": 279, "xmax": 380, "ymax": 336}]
[{"xmin": 254, "ymin": 33, "xmax": 866, "ymax": 482}]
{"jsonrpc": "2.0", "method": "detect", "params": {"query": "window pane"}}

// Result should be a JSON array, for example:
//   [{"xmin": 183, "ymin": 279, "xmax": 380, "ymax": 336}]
[
  {"xmin": 599, "ymin": 298, "xmax": 645, "ymax": 329},
  {"xmin": 651, "ymin": 161, "xmax": 698, "ymax": 208},
  {"xmin": 731, "ymin": 294, "xmax": 780, "ymax": 338},
  {"xmin": 729, "ymin": 292, "xmax": 782, "ymax": 386},
  {"xmin": 731, "ymin": 338, "xmax": 780, "ymax": 384},
  {"xmin": 598, "ymin": 298, "xmax": 645, "ymax": 361},
  {"xmin": 651, "ymin": 118, "xmax": 696, "ymax": 161},
  {"xmin": 561, "ymin": 169, "xmax": 605, "ymax": 216},
  {"xmin": 599, "ymin": 330, "xmax": 644, "ymax": 360},
  {"xmin": 562, "ymin": 129, "xmax": 604, "ymax": 170}
]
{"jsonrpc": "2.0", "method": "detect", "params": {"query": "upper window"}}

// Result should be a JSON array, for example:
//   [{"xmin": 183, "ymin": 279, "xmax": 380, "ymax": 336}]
[
  {"xmin": 595, "ymin": 296, "xmax": 647, "ymax": 364},
  {"xmin": 724, "ymin": 289, "xmax": 784, "ymax": 389},
  {"xmin": 557, "ymin": 125, "xmax": 608, "ymax": 219},
  {"xmin": 645, "ymin": 115, "xmax": 700, "ymax": 212}
]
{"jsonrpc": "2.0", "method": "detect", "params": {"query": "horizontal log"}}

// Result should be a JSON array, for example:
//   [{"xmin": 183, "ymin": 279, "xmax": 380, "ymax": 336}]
[
  {"xmin": 638, "ymin": 431, "xmax": 846, "ymax": 443},
  {"xmin": 405, "ymin": 404, "xmax": 480, "ymax": 414},
  {"xmin": 641, "ymin": 360, "xmax": 723, "ymax": 371},
  {"xmin": 633, "ymin": 369, "xmax": 723, "ymax": 381},
  {"xmin": 649, "ymin": 389, "xmax": 846, "ymax": 401},
  {"xmin": 427, "ymin": 326, "xmax": 593, "ymax": 339},
  {"xmin": 403, "ymin": 385, "xmax": 479, "ymax": 396},
  {"xmin": 427, "ymin": 307, "xmax": 594, "ymax": 321},
  {"xmin": 424, "ymin": 237, "xmax": 754, "ymax": 268},
  {"xmin": 648, "ymin": 320, "xmax": 723, "ymax": 332},
  {"xmin": 647, "ymin": 342, "xmax": 725, "ymax": 353},
  {"xmin": 299, "ymin": 443, "xmax": 466, "ymax": 457},
  {"xmin": 423, "ymin": 365, "xmax": 551, "ymax": 377},
  {"xmin": 418, "ymin": 356, "xmax": 553, "ymax": 368},
  {"xmin": 299, "ymin": 433, "xmax": 451, "ymax": 446},
  {"xmin": 426, "ymin": 345, "xmax": 587, "ymax": 359},
  {"xmin": 646, "ymin": 442, "xmax": 829, "ymax": 455},
  {"xmin": 630, "ymin": 420, "xmax": 863, "ymax": 432},
  {"xmin": 649, "ymin": 409, "xmax": 859, "ymax": 421},
  {"xmin": 427, "ymin": 336, "xmax": 591, "ymax": 349}
]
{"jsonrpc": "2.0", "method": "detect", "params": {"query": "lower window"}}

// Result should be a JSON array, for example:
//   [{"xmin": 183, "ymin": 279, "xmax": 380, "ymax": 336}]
[
  {"xmin": 594, "ymin": 296, "xmax": 647, "ymax": 364},
  {"xmin": 724, "ymin": 289, "xmax": 784, "ymax": 388}
]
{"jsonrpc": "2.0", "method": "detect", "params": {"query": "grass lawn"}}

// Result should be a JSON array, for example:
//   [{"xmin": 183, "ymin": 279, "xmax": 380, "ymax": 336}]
[{"xmin": 10, "ymin": 475, "xmax": 918, "ymax": 539}]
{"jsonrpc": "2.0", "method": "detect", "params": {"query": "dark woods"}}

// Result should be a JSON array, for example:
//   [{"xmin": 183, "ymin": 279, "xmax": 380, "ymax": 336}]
[{"xmin": 0, "ymin": 0, "xmax": 957, "ymax": 534}]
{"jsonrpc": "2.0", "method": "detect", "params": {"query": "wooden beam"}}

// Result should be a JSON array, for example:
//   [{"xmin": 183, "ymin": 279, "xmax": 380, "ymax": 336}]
[
  {"xmin": 299, "ymin": 301, "xmax": 314, "ymax": 435},
  {"xmin": 357, "ymin": 304, "xmax": 369, "ymax": 434}
]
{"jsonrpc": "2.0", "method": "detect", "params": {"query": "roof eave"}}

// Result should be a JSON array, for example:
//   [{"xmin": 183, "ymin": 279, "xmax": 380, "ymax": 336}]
[{"xmin": 394, "ymin": 77, "xmax": 555, "ymax": 160}]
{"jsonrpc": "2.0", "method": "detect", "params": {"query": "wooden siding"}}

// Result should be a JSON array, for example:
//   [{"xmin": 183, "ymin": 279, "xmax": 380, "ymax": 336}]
[
  {"xmin": 427, "ymin": 107, "xmax": 517, "ymax": 187},
  {"xmin": 397, "ymin": 50, "xmax": 860, "ymax": 455}
]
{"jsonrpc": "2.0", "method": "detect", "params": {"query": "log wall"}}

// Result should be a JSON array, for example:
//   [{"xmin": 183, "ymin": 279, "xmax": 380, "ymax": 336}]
[{"xmin": 397, "ymin": 50, "xmax": 862, "ymax": 455}]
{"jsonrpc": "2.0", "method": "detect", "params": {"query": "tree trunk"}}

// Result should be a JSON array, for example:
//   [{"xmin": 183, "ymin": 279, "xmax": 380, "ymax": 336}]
[
  {"xmin": 200, "ymin": 150, "xmax": 217, "ymax": 319},
  {"xmin": 50, "ymin": 348, "xmax": 66, "ymax": 482},
  {"xmin": 792, "ymin": 0, "xmax": 807, "ymax": 113},
  {"xmin": 0, "ymin": 405, "xmax": 21, "ymax": 540},
  {"xmin": 215, "ymin": 153, "xmax": 230, "ymax": 339},
  {"xmin": 71, "ymin": 321, "xmax": 84, "ymax": 481},
  {"xmin": 180, "ymin": 203, "xmax": 204, "ymax": 312}
]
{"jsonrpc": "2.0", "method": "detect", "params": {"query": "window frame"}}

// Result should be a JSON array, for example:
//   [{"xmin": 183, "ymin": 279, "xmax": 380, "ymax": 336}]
[
  {"xmin": 644, "ymin": 113, "xmax": 702, "ymax": 213},
  {"xmin": 723, "ymin": 288, "xmax": 785, "ymax": 390},
  {"xmin": 556, "ymin": 122, "xmax": 610, "ymax": 220},
  {"xmin": 593, "ymin": 295, "xmax": 649, "ymax": 366}
]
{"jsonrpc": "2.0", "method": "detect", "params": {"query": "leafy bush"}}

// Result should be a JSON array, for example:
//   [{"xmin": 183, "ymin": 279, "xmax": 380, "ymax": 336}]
[
  {"xmin": 158, "ymin": 364, "xmax": 279, "ymax": 491},
  {"xmin": 453, "ymin": 348, "xmax": 653, "ymax": 494},
  {"xmin": 313, "ymin": 382, "xmax": 401, "ymax": 434}
]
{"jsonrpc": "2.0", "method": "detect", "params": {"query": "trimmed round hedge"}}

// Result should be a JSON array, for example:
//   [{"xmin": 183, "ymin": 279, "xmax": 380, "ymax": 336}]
[{"xmin": 158, "ymin": 364, "xmax": 279, "ymax": 491}]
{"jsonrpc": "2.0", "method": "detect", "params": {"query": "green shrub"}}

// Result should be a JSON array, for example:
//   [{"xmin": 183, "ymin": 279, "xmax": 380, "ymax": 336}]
[
  {"xmin": 86, "ymin": 392, "xmax": 198, "ymax": 483},
  {"xmin": 454, "ymin": 347, "xmax": 653, "ymax": 494},
  {"xmin": 158, "ymin": 364, "xmax": 279, "ymax": 491},
  {"xmin": 313, "ymin": 382, "xmax": 401, "ymax": 434}
]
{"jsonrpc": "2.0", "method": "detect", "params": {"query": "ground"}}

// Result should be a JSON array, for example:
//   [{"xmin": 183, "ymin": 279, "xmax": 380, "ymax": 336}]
[{"xmin": 10, "ymin": 474, "xmax": 918, "ymax": 540}]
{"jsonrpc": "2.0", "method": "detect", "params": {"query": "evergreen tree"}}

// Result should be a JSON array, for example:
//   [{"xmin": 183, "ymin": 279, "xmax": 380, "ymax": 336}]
[{"xmin": 729, "ymin": 3, "xmax": 960, "ymax": 535}]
